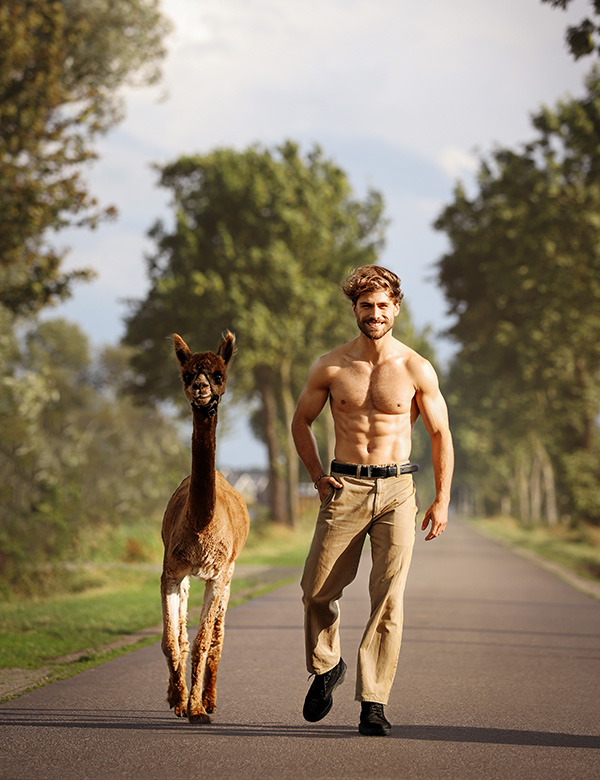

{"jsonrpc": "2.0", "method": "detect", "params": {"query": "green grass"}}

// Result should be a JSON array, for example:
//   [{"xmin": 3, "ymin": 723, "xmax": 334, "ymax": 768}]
[
  {"xmin": 236, "ymin": 512, "xmax": 315, "ymax": 567},
  {"xmin": 0, "ymin": 567, "xmax": 163, "ymax": 670},
  {"xmin": 467, "ymin": 515, "xmax": 600, "ymax": 582}
]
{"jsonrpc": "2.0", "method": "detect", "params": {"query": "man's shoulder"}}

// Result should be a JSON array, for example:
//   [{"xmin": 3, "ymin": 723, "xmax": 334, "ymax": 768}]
[
  {"xmin": 315, "ymin": 340, "xmax": 357, "ymax": 368},
  {"xmin": 388, "ymin": 338, "xmax": 426, "ymax": 365},
  {"xmin": 402, "ymin": 348, "xmax": 438, "ymax": 390},
  {"xmin": 306, "ymin": 341, "xmax": 358, "ymax": 390},
  {"xmin": 385, "ymin": 338, "xmax": 435, "ymax": 381}
]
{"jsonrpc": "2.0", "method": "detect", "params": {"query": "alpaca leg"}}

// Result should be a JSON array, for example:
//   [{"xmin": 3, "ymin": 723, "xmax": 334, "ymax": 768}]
[
  {"xmin": 203, "ymin": 568, "xmax": 234, "ymax": 714},
  {"xmin": 161, "ymin": 573, "xmax": 190, "ymax": 717},
  {"xmin": 177, "ymin": 575, "xmax": 191, "ymax": 694},
  {"xmin": 187, "ymin": 579, "xmax": 225, "ymax": 723}
]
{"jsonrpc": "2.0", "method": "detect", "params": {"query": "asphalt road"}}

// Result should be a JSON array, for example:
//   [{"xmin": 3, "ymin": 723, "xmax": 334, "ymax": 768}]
[{"xmin": 1, "ymin": 519, "xmax": 599, "ymax": 780}]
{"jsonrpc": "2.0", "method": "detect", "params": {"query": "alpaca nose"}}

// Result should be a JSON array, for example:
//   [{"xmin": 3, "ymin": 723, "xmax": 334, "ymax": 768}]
[{"xmin": 194, "ymin": 374, "xmax": 211, "ymax": 395}]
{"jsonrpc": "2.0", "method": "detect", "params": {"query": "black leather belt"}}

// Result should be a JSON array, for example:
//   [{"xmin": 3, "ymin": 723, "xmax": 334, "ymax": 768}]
[{"xmin": 331, "ymin": 460, "xmax": 419, "ymax": 478}]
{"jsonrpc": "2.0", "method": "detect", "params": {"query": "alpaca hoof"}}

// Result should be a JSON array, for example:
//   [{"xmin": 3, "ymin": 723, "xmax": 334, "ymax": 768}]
[
  {"xmin": 188, "ymin": 710, "xmax": 211, "ymax": 724},
  {"xmin": 205, "ymin": 704, "xmax": 216, "ymax": 714},
  {"xmin": 168, "ymin": 697, "xmax": 188, "ymax": 718},
  {"xmin": 166, "ymin": 680, "xmax": 188, "ymax": 718},
  {"xmin": 187, "ymin": 700, "xmax": 211, "ymax": 724}
]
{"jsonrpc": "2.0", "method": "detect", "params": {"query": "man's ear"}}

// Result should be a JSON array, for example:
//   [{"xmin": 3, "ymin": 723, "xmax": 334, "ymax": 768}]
[
  {"xmin": 173, "ymin": 334, "xmax": 192, "ymax": 366},
  {"xmin": 217, "ymin": 330, "xmax": 236, "ymax": 366}
]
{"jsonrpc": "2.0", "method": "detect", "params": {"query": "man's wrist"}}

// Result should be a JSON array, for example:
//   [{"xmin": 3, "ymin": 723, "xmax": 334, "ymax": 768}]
[{"xmin": 313, "ymin": 473, "xmax": 328, "ymax": 489}]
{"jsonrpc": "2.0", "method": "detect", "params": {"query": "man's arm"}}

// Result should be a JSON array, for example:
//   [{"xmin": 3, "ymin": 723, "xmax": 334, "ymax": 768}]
[
  {"xmin": 291, "ymin": 358, "xmax": 343, "ymax": 501},
  {"xmin": 413, "ymin": 357, "xmax": 454, "ymax": 541}
]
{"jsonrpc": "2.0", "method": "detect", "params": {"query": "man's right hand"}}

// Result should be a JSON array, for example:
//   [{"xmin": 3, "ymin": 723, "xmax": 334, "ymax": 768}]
[{"xmin": 316, "ymin": 474, "xmax": 344, "ymax": 503}]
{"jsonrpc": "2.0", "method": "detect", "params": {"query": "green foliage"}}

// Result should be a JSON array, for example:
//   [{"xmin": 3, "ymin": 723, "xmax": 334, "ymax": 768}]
[
  {"xmin": 435, "ymin": 72, "xmax": 600, "ymax": 526},
  {"xmin": 0, "ymin": 0, "xmax": 171, "ymax": 316},
  {"xmin": 563, "ymin": 444, "xmax": 600, "ymax": 524},
  {"xmin": 542, "ymin": 0, "xmax": 600, "ymax": 60},
  {"xmin": 125, "ymin": 141, "xmax": 386, "ymax": 400},
  {"xmin": 0, "ymin": 315, "xmax": 189, "ymax": 588}
]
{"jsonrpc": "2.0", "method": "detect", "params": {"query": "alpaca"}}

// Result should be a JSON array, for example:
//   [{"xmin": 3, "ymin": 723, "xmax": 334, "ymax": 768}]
[{"xmin": 160, "ymin": 331, "xmax": 250, "ymax": 723}]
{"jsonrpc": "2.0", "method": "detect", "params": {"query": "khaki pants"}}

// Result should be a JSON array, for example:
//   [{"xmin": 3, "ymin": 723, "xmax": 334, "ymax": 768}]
[{"xmin": 301, "ymin": 472, "xmax": 417, "ymax": 704}]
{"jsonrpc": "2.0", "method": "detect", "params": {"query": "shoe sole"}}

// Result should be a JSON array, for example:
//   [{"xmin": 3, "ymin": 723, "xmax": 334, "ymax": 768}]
[
  {"xmin": 303, "ymin": 662, "xmax": 347, "ymax": 723},
  {"xmin": 358, "ymin": 722, "xmax": 391, "ymax": 736}
]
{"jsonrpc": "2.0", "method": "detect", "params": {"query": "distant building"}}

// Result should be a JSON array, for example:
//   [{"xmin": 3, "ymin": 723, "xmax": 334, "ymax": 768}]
[
  {"xmin": 219, "ymin": 467, "xmax": 270, "ymax": 506},
  {"xmin": 220, "ymin": 467, "xmax": 319, "ymax": 520}
]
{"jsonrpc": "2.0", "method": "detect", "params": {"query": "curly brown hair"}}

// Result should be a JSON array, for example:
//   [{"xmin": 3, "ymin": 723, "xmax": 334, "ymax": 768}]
[{"xmin": 341, "ymin": 265, "xmax": 404, "ymax": 306}]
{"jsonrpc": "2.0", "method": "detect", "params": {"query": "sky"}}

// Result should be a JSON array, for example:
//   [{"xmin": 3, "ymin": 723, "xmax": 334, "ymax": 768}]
[{"xmin": 51, "ymin": 0, "xmax": 590, "ymax": 467}]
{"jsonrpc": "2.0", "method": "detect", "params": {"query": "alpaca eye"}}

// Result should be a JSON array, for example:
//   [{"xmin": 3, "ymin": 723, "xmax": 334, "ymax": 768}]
[
  {"xmin": 183, "ymin": 372, "xmax": 192, "ymax": 385},
  {"xmin": 213, "ymin": 372, "xmax": 224, "ymax": 385}
]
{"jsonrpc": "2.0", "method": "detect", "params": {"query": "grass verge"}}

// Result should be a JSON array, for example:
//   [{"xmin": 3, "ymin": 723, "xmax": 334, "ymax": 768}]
[{"xmin": 466, "ymin": 515, "xmax": 600, "ymax": 584}]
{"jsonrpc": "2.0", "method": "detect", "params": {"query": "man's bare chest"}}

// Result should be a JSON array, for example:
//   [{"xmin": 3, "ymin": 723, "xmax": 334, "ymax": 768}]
[{"xmin": 330, "ymin": 361, "xmax": 415, "ymax": 416}]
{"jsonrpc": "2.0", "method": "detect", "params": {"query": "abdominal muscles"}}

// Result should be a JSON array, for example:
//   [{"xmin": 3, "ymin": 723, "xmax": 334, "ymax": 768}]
[{"xmin": 333, "ymin": 407, "xmax": 413, "ymax": 465}]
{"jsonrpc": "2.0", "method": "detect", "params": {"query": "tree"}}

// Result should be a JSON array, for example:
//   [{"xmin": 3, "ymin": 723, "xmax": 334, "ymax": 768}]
[
  {"xmin": 124, "ymin": 142, "xmax": 388, "ymax": 525},
  {"xmin": 542, "ymin": 0, "xmax": 600, "ymax": 59},
  {"xmin": 0, "ymin": 0, "xmax": 171, "ymax": 316},
  {"xmin": 435, "ymin": 72, "xmax": 600, "ymax": 526}
]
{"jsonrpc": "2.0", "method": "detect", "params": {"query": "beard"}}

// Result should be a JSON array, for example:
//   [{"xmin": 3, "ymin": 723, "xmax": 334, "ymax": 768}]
[{"xmin": 357, "ymin": 318, "xmax": 394, "ymax": 340}]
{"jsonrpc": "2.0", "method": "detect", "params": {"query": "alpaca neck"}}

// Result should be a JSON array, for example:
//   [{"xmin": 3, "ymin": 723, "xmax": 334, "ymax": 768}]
[{"xmin": 188, "ymin": 409, "xmax": 218, "ymax": 528}]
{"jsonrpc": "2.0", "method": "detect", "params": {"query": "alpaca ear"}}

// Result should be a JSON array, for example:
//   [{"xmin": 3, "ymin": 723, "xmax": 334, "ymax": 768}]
[
  {"xmin": 173, "ymin": 334, "xmax": 192, "ymax": 366},
  {"xmin": 217, "ymin": 330, "xmax": 236, "ymax": 366}
]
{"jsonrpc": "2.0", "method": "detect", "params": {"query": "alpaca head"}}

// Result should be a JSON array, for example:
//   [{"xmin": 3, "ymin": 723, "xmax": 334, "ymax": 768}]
[{"xmin": 173, "ymin": 331, "xmax": 235, "ymax": 417}]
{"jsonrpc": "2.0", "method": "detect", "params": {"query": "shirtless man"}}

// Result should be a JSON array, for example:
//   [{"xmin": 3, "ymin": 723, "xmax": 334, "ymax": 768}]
[{"xmin": 291, "ymin": 264, "xmax": 453, "ymax": 736}]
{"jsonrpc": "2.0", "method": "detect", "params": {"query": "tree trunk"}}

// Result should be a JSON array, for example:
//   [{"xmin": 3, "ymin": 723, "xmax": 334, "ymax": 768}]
[
  {"xmin": 500, "ymin": 494, "xmax": 511, "ymax": 517},
  {"xmin": 514, "ymin": 453, "xmax": 531, "ymax": 526},
  {"xmin": 458, "ymin": 486, "xmax": 474, "ymax": 518},
  {"xmin": 255, "ymin": 364, "xmax": 288, "ymax": 525},
  {"xmin": 529, "ymin": 450, "xmax": 543, "ymax": 526},
  {"xmin": 280, "ymin": 358, "xmax": 298, "ymax": 528},
  {"xmin": 536, "ymin": 439, "xmax": 558, "ymax": 527},
  {"xmin": 576, "ymin": 358, "xmax": 596, "ymax": 451}
]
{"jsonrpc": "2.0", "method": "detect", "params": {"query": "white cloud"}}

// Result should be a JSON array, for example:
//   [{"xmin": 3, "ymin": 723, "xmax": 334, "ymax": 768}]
[
  {"xmin": 438, "ymin": 147, "xmax": 478, "ymax": 179},
  {"xmin": 120, "ymin": 0, "xmax": 588, "ymax": 161}
]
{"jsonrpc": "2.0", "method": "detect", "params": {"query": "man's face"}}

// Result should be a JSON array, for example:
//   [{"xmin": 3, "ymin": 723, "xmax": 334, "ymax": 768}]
[{"xmin": 353, "ymin": 290, "xmax": 400, "ymax": 340}]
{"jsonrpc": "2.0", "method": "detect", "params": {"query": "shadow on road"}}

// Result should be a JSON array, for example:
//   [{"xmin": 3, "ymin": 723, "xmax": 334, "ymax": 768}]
[{"xmin": 1, "ymin": 709, "xmax": 599, "ymax": 748}]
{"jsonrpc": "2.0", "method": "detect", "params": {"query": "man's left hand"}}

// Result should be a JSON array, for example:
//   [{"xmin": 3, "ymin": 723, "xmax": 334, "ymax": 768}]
[{"xmin": 421, "ymin": 502, "xmax": 448, "ymax": 541}]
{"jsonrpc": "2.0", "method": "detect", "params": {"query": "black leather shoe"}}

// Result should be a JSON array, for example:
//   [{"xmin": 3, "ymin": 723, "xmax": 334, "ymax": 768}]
[
  {"xmin": 302, "ymin": 658, "xmax": 347, "ymax": 722},
  {"xmin": 358, "ymin": 702, "xmax": 391, "ymax": 736}
]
